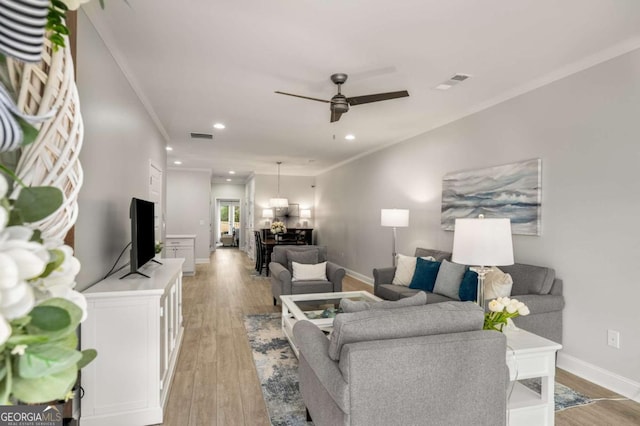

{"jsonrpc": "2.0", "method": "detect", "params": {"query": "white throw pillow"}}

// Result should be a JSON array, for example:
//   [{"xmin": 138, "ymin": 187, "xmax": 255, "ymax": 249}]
[
  {"xmin": 292, "ymin": 261, "xmax": 327, "ymax": 281},
  {"xmin": 484, "ymin": 267, "xmax": 513, "ymax": 300},
  {"xmin": 392, "ymin": 254, "xmax": 436, "ymax": 286}
]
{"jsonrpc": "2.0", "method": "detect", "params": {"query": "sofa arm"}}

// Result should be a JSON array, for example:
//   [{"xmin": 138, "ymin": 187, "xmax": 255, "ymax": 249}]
[
  {"xmin": 269, "ymin": 262, "xmax": 293, "ymax": 295},
  {"xmin": 373, "ymin": 267, "xmax": 396, "ymax": 292},
  {"xmin": 327, "ymin": 262, "xmax": 345, "ymax": 292},
  {"xmin": 549, "ymin": 278, "xmax": 563, "ymax": 296},
  {"xmin": 293, "ymin": 320, "xmax": 349, "ymax": 412}
]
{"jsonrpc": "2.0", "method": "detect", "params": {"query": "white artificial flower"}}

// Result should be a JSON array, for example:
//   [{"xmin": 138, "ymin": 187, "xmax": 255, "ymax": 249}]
[
  {"xmin": 505, "ymin": 303, "xmax": 518, "ymax": 314},
  {"xmin": 0, "ymin": 253, "xmax": 35, "ymax": 319},
  {"xmin": 518, "ymin": 305, "xmax": 530, "ymax": 316},
  {"xmin": 32, "ymin": 245, "xmax": 80, "ymax": 294},
  {"xmin": 0, "ymin": 280, "xmax": 34, "ymax": 320},
  {"xmin": 0, "ymin": 207, "xmax": 7, "ymax": 232},
  {"xmin": 0, "ymin": 316, "xmax": 10, "ymax": 346},
  {"xmin": 60, "ymin": 0, "xmax": 91, "ymax": 11},
  {"xmin": 488, "ymin": 299, "xmax": 503, "ymax": 313},
  {"xmin": 11, "ymin": 344, "xmax": 27, "ymax": 356},
  {"xmin": 0, "ymin": 175, "xmax": 6, "ymax": 199}
]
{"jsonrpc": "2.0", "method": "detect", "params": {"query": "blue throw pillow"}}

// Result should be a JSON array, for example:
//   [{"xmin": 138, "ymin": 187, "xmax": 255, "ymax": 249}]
[
  {"xmin": 459, "ymin": 269, "xmax": 479, "ymax": 301},
  {"xmin": 409, "ymin": 258, "xmax": 441, "ymax": 291}
]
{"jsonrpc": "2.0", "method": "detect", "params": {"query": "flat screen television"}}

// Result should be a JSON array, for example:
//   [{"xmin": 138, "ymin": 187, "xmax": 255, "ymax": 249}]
[{"xmin": 121, "ymin": 197, "xmax": 159, "ymax": 279}]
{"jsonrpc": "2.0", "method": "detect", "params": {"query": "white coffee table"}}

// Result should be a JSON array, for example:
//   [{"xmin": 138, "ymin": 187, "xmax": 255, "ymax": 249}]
[
  {"xmin": 280, "ymin": 291, "xmax": 382, "ymax": 356},
  {"xmin": 505, "ymin": 328, "xmax": 563, "ymax": 426}
]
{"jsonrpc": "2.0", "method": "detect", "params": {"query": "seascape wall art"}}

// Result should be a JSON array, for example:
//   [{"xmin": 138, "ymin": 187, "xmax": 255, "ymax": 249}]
[{"xmin": 441, "ymin": 159, "xmax": 542, "ymax": 235}]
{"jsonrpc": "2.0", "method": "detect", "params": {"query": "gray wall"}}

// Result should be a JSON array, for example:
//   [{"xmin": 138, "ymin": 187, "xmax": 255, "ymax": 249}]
[
  {"xmin": 75, "ymin": 11, "xmax": 166, "ymax": 290},
  {"xmin": 316, "ymin": 49, "xmax": 640, "ymax": 389},
  {"xmin": 166, "ymin": 169, "xmax": 211, "ymax": 262}
]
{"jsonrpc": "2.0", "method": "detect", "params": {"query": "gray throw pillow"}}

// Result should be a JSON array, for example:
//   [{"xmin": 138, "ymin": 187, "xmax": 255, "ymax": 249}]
[
  {"xmin": 340, "ymin": 291, "xmax": 427, "ymax": 313},
  {"xmin": 433, "ymin": 259, "xmax": 466, "ymax": 300},
  {"xmin": 286, "ymin": 250, "xmax": 319, "ymax": 272}
]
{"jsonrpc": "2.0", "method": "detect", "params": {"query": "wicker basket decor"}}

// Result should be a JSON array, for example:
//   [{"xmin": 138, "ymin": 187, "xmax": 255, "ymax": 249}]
[{"xmin": 7, "ymin": 36, "xmax": 84, "ymax": 241}]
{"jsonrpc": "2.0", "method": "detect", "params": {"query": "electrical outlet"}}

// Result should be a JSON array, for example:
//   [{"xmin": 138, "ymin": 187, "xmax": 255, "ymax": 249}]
[{"xmin": 607, "ymin": 330, "xmax": 620, "ymax": 349}]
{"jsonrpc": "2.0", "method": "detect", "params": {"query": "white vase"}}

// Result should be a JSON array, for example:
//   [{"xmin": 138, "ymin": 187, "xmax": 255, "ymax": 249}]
[{"xmin": 0, "ymin": 0, "xmax": 49, "ymax": 63}]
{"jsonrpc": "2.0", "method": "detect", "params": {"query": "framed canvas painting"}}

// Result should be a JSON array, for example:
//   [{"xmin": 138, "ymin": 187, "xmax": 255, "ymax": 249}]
[{"xmin": 441, "ymin": 158, "xmax": 542, "ymax": 235}]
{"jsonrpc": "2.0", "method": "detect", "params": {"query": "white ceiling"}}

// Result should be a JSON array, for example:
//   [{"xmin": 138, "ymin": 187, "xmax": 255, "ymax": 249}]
[{"xmin": 83, "ymin": 0, "xmax": 640, "ymax": 183}]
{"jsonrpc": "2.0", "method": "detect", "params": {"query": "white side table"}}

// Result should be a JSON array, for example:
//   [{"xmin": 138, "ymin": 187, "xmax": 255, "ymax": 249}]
[{"xmin": 505, "ymin": 329, "xmax": 563, "ymax": 426}]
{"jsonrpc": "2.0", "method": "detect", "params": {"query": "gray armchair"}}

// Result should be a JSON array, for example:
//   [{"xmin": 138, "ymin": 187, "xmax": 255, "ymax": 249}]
[
  {"xmin": 293, "ymin": 302, "xmax": 508, "ymax": 426},
  {"xmin": 269, "ymin": 245, "xmax": 345, "ymax": 305}
]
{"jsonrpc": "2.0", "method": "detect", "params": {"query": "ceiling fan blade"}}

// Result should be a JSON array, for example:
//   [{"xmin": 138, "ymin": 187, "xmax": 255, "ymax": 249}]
[
  {"xmin": 347, "ymin": 90, "xmax": 409, "ymax": 106},
  {"xmin": 275, "ymin": 91, "xmax": 331, "ymax": 103},
  {"xmin": 330, "ymin": 109, "xmax": 343, "ymax": 123}
]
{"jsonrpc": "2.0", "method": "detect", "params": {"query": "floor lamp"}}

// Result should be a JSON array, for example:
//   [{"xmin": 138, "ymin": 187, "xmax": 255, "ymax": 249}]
[
  {"xmin": 381, "ymin": 209, "xmax": 410, "ymax": 267},
  {"xmin": 451, "ymin": 215, "xmax": 514, "ymax": 308}
]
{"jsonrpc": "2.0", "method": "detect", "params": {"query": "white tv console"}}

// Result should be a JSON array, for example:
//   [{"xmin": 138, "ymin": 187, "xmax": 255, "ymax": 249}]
[{"xmin": 80, "ymin": 259, "xmax": 184, "ymax": 426}]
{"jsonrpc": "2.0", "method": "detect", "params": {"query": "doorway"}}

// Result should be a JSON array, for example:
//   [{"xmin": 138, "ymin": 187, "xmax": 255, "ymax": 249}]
[{"xmin": 213, "ymin": 199, "xmax": 241, "ymax": 248}]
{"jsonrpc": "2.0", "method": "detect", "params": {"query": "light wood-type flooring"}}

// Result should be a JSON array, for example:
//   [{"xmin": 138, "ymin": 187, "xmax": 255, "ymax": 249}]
[{"xmin": 160, "ymin": 248, "xmax": 640, "ymax": 426}]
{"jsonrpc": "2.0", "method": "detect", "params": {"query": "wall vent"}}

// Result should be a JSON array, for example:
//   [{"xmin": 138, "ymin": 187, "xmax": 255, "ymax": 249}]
[{"xmin": 190, "ymin": 132, "xmax": 213, "ymax": 140}]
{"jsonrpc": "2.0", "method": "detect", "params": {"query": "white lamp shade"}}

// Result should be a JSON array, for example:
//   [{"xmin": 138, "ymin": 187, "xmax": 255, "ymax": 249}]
[
  {"xmin": 269, "ymin": 198, "xmax": 289, "ymax": 208},
  {"xmin": 381, "ymin": 209, "xmax": 410, "ymax": 227},
  {"xmin": 452, "ymin": 217, "xmax": 514, "ymax": 266},
  {"xmin": 262, "ymin": 209, "xmax": 274, "ymax": 219},
  {"xmin": 300, "ymin": 209, "xmax": 311, "ymax": 219}
]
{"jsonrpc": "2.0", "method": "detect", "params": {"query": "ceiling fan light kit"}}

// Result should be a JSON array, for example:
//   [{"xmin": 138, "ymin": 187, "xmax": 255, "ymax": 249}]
[{"xmin": 276, "ymin": 73, "xmax": 409, "ymax": 122}]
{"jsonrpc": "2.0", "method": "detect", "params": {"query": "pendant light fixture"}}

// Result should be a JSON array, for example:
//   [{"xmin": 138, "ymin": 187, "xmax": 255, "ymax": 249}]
[{"xmin": 269, "ymin": 162, "xmax": 289, "ymax": 208}]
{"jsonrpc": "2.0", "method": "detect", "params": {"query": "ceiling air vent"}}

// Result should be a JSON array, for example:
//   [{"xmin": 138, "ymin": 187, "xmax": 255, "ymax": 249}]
[
  {"xmin": 190, "ymin": 132, "xmax": 213, "ymax": 140},
  {"xmin": 434, "ymin": 74, "xmax": 472, "ymax": 90}
]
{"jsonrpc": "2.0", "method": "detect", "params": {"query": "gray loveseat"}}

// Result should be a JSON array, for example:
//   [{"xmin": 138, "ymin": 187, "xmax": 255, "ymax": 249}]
[
  {"xmin": 269, "ymin": 245, "xmax": 345, "ymax": 305},
  {"xmin": 373, "ymin": 248, "xmax": 565, "ymax": 343},
  {"xmin": 293, "ymin": 301, "xmax": 508, "ymax": 426}
]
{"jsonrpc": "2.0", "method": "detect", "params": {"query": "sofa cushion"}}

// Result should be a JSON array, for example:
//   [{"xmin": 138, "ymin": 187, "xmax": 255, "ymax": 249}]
[
  {"xmin": 376, "ymin": 284, "xmax": 406, "ymax": 301},
  {"xmin": 392, "ymin": 254, "xmax": 436, "ymax": 286},
  {"xmin": 286, "ymin": 249, "xmax": 318, "ymax": 272},
  {"xmin": 340, "ymin": 291, "xmax": 427, "ymax": 313},
  {"xmin": 328, "ymin": 301, "xmax": 483, "ymax": 361},
  {"xmin": 272, "ymin": 245, "xmax": 327, "ymax": 268},
  {"xmin": 409, "ymin": 258, "xmax": 441, "ymax": 291},
  {"xmin": 484, "ymin": 267, "xmax": 513, "ymax": 300},
  {"xmin": 459, "ymin": 269, "xmax": 478, "ymax": 302},
  {"xmin": 500, "ymin": 263, "xmax": 555, "ymax": 295},
  {"xmin": 291, "ymin": 261, "xmax": 327, "ymax": 281},
  {"xmin": 433, "ymin": 259, "xmax": 466, "ymax": 300}
]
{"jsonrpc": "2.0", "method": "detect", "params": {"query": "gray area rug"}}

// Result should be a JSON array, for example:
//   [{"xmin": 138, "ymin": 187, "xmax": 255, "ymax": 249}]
[{"xmin": 244, "ymin": 313, "xmax": 592, "ymax": 425}]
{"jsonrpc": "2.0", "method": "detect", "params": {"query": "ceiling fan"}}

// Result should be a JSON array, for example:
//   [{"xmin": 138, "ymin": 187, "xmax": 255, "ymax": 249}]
[{"xmin": 275, "ymin": 73, "xmax": 409, "ymax": 123}]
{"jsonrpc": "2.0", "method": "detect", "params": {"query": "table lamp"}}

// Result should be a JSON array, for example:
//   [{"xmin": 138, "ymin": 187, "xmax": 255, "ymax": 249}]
[
  {"xmin": 381, "ymin": 209, "xmax": 410, "ymax": 267},
  {"xmin": 300, "ymin": 209, "xmax": 311, "ymax": 227},
  {"xmin": 262, "ymin": 209, "xmax": 274, "ymax": 227},
  {"xmin": 451, "ymin": 215, "xmax": 514, "ymax": 308}
]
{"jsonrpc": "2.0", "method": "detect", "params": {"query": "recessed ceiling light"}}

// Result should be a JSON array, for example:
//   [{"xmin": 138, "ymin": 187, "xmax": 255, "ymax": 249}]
[
  {"xmin": 166, "ymin": 146, "xmax": 173, "ymax": 151},
  {"xmin": 213, "ymin": 123, "xmax": 226, "ymax": 129},
  {"xmin": 434, "ymin": 84, "xmax": 452, "ymax": 91},
  {"xmin": 345, "ymin": 134, "xmax": 356, "ymax": 140},
  {"xmin": 226, "ymin": 178, "xmax": 232, "ymax": 182},
  {"xmin": 174, "ymin": 160, "xmax": 182, "ymax": 165},
  {"xmin": 229, "ymin": 170, "xmax": 236, "ymax": 174}
]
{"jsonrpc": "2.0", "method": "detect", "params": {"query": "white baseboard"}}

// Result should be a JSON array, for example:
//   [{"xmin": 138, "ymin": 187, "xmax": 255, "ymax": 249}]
[
  {"xmin": 557, "ymin": 353, "xmax": 640, "ymax": 402},
  {"xmin": 196, "ymin": 258, "xmax": 210, "ymax": 264},
  {"xmin": 345, "ymin": 268, "xmax": 373, "ymax": 286}
]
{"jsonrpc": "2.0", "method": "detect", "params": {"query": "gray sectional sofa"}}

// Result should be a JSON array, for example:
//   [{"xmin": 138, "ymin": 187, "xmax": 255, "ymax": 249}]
[
  {"xmin": 373, "ymin": 248, "xmax": 565, "ymax": 343},
  {"xmin": 293, "ymin": 301, "xmax": 508, "ymax": 426}
]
